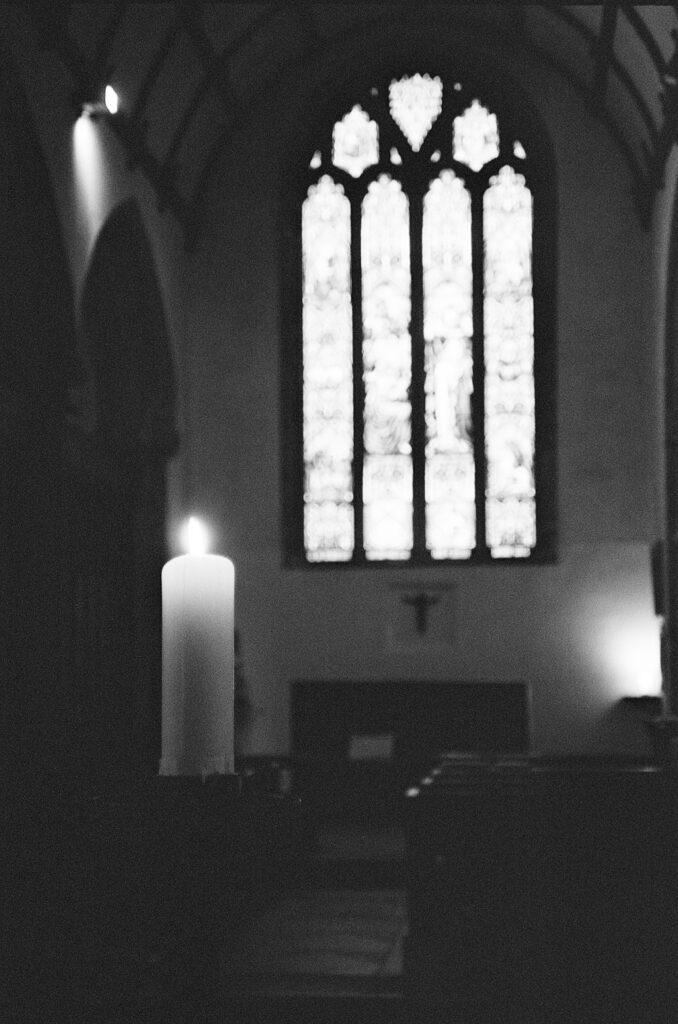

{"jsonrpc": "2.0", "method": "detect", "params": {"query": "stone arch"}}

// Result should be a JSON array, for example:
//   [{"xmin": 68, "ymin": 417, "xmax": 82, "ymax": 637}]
[
  {"xmin": 74, "ymin": 197, "xmax": 178, "ymax": 772},
  {"xmin": 81, "ymin": 198, "xmax": 177, "ymax": 456}
]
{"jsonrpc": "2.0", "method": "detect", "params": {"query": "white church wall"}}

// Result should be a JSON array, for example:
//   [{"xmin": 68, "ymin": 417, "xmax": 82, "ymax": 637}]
[
  {"xmin": 2, "ymin": 6, "xmax": 661, "ymax": 758},
  {"xmin": 0, "ymin": 8, "xmax": 189, "ymax": 447},
  {"xmin": 187, "ymin": 48, "xmax": 659, "ymax": 757}
]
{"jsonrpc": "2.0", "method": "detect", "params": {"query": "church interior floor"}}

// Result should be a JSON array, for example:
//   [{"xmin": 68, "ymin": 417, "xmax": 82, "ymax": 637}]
[
  {"xmin": 222, "ymin": 823, "xmax": 409, "ymax": 1023},
  {"xmin": 5, "ymin": 824, "xmax": 411, "ymax": 1024}
]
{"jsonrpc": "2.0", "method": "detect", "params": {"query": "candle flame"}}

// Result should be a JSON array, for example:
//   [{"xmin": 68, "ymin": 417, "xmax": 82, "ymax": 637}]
[{"xmin": 184, "ymin": 516, "xmax": 209, "ymax": 555}]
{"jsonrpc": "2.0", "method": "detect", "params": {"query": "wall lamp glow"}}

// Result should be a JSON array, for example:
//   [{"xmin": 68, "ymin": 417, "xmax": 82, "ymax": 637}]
[{"xmin": 79, "ymin": 84, "xmax": 119, "ymax": 118}]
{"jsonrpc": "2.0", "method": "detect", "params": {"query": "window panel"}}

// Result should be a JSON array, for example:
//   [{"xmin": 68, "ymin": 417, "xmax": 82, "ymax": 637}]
[
  {"xmin": 361, "ymin": 175, "xmax": 413, "ymax": 559},
  {"xmin": 363, "ymin": 455, "xmax": 413, "ymax": 559},
  {"xmin": 302, "ymin": 176, "xmax": 354, "ymax": 561},
  {"xmin": 389, "ymin": 74, "xmax": 443, "ymax": 152},
  {"xmin": 332, "ymin": 105, "xmax": 379, "ymax": 178},
  {"xmin": 422, "ymin": 170, "xmax": 475, "ymax": 559},
  {"xmin": 304, "ymin": 502, "xmax": 355, "ymax": 562},
  {"xmin": 483, "ymin": 165, "xmax": 536, "ymax": 558},
  {"xmin": 453, "ymin": 99, "xmax": 500, "ymax": 171},
  {"xmin": 292, "ymin": 74, "xmax": 553, "ymax": 566}
]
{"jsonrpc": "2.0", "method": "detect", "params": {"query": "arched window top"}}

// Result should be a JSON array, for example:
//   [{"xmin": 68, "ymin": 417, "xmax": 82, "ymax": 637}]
[
  {"xmin": 284, "ymin": 70, "xmax": 556, "ymax": 567},
  {"xmin": 453, "ymin": 99, "xmax": 499, "ymax": 171},
  {"xmin": 332, "ymin": 105, "xmax": 379, "ymax": 178},
  {"xmin": 309, "ymin": 73, "xmax": 536, "ymax": 184},
  {"xmin": 389, "ymin": 73, "xmax": 443, "ymax": 152}
]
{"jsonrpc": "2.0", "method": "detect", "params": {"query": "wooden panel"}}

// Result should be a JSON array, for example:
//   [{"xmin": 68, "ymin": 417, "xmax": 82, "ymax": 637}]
[
  {"xmin": 405, "ymin": 759, "xmax": 678, "ymax": 1022},
  {"xmin": 290, "ymin": 680, "xmax": 530, "ymax": 768}
]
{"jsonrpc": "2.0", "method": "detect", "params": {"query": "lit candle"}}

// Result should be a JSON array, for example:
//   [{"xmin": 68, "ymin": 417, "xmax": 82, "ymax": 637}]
[{"xmin": 159, "ymin": 517, "xmax": 235, "ymax": 777}]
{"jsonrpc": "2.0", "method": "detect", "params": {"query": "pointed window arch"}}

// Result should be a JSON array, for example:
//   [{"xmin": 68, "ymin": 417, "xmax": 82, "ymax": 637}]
[{"xmin": 283, "ymin": 72, "xmax": 556, "ymax": 565}]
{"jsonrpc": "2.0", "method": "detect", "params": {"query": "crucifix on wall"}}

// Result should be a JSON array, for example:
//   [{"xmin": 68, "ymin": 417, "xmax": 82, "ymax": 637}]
[
  {"xmin": 387, "ymin": 580, "xmax": 453, "ymax": 646},
  {"xmin": 402, "ymin": 591, "xmax": 442, "ymax": 634}
]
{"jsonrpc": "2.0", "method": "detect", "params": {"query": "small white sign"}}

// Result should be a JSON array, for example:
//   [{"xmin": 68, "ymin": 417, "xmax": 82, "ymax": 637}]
[{"xmin": 348, "ymin": 732, "xmax": 395, "ymax": 761}]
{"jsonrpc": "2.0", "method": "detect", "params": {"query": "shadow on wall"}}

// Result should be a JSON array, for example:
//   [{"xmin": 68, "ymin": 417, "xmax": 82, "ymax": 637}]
[
  {"xmin": 588, "ymin": 698, "xmax": 658, "ymax": 758},
  {"xmin": 62, "ymin": 198, "xmax": 179, "ymax": 774}
]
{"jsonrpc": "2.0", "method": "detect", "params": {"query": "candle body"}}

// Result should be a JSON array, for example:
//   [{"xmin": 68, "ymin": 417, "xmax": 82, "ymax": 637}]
[{"xmin": 160, "ymin": 553, "xmax": 235, "ymax": 776}]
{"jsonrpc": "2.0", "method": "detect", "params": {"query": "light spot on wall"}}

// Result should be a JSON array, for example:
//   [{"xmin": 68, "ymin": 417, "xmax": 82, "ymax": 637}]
[
  {"xmin": 72, "ymin": 113, "xmax": 106, "ymax": 248},
  {"xmin": 600, "ymin": 614, "xmax": 662, "ymax": 698}
]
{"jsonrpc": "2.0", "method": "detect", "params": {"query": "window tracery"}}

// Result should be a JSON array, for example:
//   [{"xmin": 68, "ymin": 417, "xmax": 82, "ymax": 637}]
[{"xmin": 286, "ymin": 72, "xmax": 555, "ymax": 565}]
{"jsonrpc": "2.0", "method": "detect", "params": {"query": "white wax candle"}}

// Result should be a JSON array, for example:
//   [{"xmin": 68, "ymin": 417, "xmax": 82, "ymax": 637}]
[{"xmin": 159, "ymin": 552, "xmax": 235, "ymax": 776}]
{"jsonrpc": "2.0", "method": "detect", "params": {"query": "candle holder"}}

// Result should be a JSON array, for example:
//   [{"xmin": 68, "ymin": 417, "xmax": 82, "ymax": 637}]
[
  {"xmin": 156, "ymin": 771, "xmax": 242, "ymax": 795},
  {"xmin": 199, "ymin": 771, "xmax": 242, "ymax": 797}
]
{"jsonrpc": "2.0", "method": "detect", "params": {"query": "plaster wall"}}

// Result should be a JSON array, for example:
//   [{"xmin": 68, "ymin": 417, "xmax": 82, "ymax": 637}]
[
  {"xmin": 1, "ymin": 9, "xmax": 663, "ymax": 758},
  {"xmin": 0, "ymin": 7, "xmax": 189, "ymax": 452},
  {"xmin": 184, "ymin": 49, "xmax": 660, "ymax": 756}
]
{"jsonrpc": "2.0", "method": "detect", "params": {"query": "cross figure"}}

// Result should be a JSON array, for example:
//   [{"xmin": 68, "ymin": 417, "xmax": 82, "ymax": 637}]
[{"xmin": 403, "ymin": 592, "xmax": 441, "ymax": 634}]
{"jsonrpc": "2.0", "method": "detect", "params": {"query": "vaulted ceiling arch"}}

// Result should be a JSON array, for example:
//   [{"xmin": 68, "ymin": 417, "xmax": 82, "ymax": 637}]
[{"xmin": 32, "ymin": 3, "xmax": 678, "ymax": 246}]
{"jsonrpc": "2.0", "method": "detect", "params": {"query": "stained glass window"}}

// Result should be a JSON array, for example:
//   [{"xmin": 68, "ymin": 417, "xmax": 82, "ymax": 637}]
[
  {"xmin": 362, "ymin": 176, "xmax": 413, "ymax": 559},
  {"xmin": 332, "ymin": 106, "xmax": 379, "ymax": 178},
  {"xmin": 302, "ymin": 176, "xmax": 354, "ymax": 561},
  {"xmin": 389, "ymin": 74, "xmax": 443, "ymax": 152},
  {"xmin": 484, "ymin": 166, "xmax": 536, "ymax": 557},
  {"xmin": 289, "ymin": 72, "xmax": 555, "ymax": 565},
  {"xmin": 423, "ymin": 171, "xmax": 475, "ymax": 559},
  {"xmin": 453, "ymin": 99, "xmax": 500, "ymax": 171}
]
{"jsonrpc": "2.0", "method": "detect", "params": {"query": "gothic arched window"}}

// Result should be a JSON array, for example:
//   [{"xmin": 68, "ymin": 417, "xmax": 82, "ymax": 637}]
[{"xmin": 282, "ymin": 72, "xmax": 556, "ymax": 566}]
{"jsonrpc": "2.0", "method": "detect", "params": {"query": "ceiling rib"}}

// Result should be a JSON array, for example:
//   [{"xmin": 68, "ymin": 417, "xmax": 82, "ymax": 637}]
[
  {"xmin": 164, "ymin": 5, "xmax": 287, "ymax": 183},
  {"xmin": 591, "ymin": 1, "xmax": 619, "ymax": 104},
  {"xmin": 92, "ymin": 2, "xmax": 126, "ymax": 71},
  {"xmin": 551, "ymin": 1, "xmax": 659, "ymax": 147},
  {"xmin": 163, "ymin": 75, "xmax": 209, "ymax": 170},
  {"xmin": 32, "ymin": 4, "xmax": 678, "ymax": 244},
  {"xmin": 175, "ymin": 8, "xmax": 245, "ymax": 138},
  {"xmin": 189, "ymin": 5, "xmax": 652, "ymax": 238},
  {"xmin": 644, "ymin": 30, "xmax": 678, "ymax": 203},
  {"xmin": 621, "ymin": 2, "xmax": 668, "ymax": 78},
  {"xmin": 131, "ymin": 15, "xmax": 182, "ymax": 124}
]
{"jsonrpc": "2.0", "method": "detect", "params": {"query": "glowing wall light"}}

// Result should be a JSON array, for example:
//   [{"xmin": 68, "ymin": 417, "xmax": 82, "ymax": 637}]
[
  {"xmin": 104, "ymin": 85, "xmax": 119, "ymax": 115},
  {"xmin": 600, "ymin": 615, "xmax": 663, "ymax": 698},
  {"xmin": 79, "ymin": 84, "xmax": 120, "ymax": 119}
]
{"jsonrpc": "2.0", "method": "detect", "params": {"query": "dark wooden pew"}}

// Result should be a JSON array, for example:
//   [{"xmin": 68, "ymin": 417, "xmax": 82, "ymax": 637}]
[
  {"xmin": 404, "ymin": 755, "xmax": 678, "ymax": 1024},
  {"xmin": 5, "ymin": 772, "xmax": 303, "ymax": 1021},
  {"xmin": 289, "ymin": 680, "xmax": 530, "ymax": 829}
]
